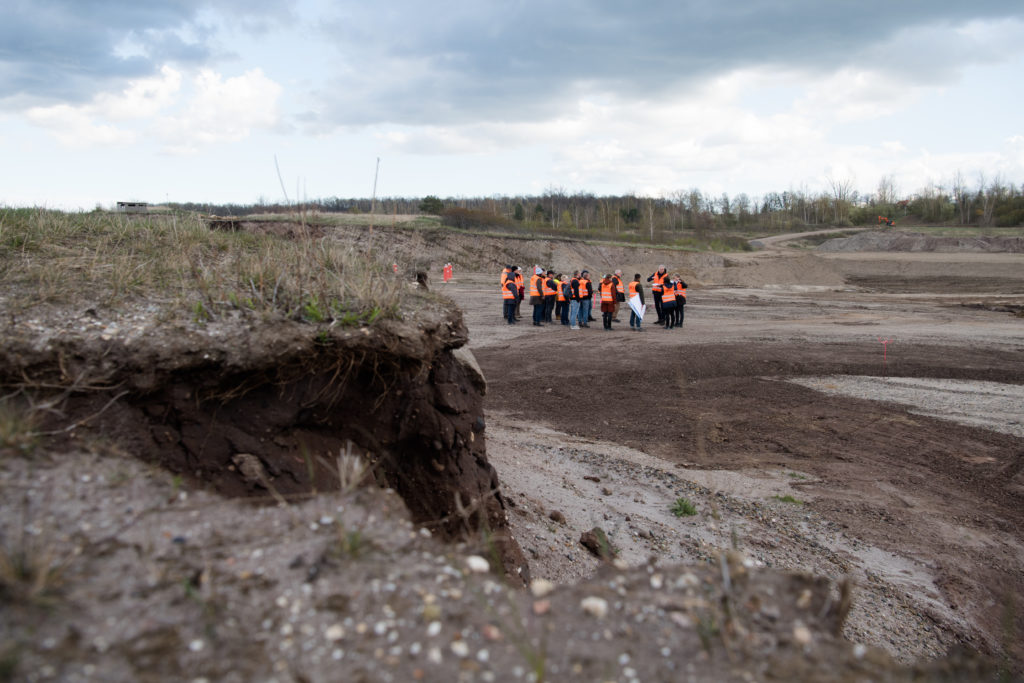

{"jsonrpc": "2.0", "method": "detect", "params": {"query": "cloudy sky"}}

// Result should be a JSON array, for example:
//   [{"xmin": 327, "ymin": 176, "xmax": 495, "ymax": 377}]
[{"xmin": 2, "ymin": 0, "xmax": 1023, "ymax": 209}]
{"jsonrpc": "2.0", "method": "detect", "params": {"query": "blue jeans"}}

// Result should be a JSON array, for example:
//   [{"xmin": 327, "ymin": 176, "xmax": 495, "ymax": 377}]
[
  {"xmin": 630, "ymin": 310, "xmax": 641, "ymax": 328},
  {"xmin": 533, "ymin": 303, "xmax": 544, "ymax": 324},
  {"xmin": 568, "ymin": 300, "xmax": 581, "ymax": 326},
  {"xmin": 578, "ymin": 299, "xmax": 592, "ymax": 325}
]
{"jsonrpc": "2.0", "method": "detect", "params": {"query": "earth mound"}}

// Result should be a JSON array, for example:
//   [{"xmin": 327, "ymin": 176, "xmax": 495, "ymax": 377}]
[{"xmin": 817, "ymin": 231, "xmax": 1024, "ymax": 253}]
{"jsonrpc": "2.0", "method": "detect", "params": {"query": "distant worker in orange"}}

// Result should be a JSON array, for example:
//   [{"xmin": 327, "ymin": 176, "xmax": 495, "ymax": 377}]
[
  {"xmin": 543, "ymin": 270, "xmax": 557, "ymax": 322},
  {"xmin": 568, "ymin": 271, "xmax": 582, "ymax": 330},
  {"xmin": 554, "ymin": 273, "xmax": 568, "ymax": 325},
  {"xmin": 529, "ymin": 266, "xmax": 546, "ymax": 326},
  {"xmin": 611, "ymin": 269, "xmax": 626, "ymax": 322},
  {"xmin": 671, "ymin": 274, "xmax": 687, "ymax": 329},
  {"xmin": 501, "ymin": 269, "xmax": 518, "ymax": 324},
  {"xmin": 628, "ymin": 273, "xmax": 645, "ymax": 331},
  {"xmin": 647, "ymin": 265, "xmax": 668, "ymax": 324},
  {"xmin": 599, "ymin": 274, "xmax": 616, "ymax": 330},
  {"xmin": 514, "ymin": 266, "xmax": 525, "ymax": 319}
]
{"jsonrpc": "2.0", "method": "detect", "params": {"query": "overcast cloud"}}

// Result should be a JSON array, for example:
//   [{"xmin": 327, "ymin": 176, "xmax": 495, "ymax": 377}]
[{"xmin": 1, "ymin": 1, "xmax": 1022, "ymax": 205}]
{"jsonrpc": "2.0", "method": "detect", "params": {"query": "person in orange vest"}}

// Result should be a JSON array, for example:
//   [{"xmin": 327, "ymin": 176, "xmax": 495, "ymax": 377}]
[
  {"xmin": 606, "ymin": 270, "xmax": 622, "ymax": 323},
  {"xmin": 501, "ymin": 270, "xmax": 519, "ymax": 324},
  {"xmin": 628, "ymin": 273, "xmax": 645, "ymax": 331},
  {"xmin": 578, "ymin": 270, "xmax": 594, "ymax": 328},
  {"xmin": 647, "ymin": 265, "xmax": 668, "ymax": 324},
  {"xmin": 568, "ymin": 271, "xmax": 582, "ymax": 330},
  {"xmin": 599, "ymin": 274, "xmax": 617, "ymax": 330},
  {"xmin": 661, "ymin": 274, "xmax": 677, "ymax": 330},
  {"xmin": 672, "ymin": 274, "xmax": 687, "ymax": 329},
  {"xmin": 529, "ymin": 266, "xmax": 547, "ymax": 326},
  {"xmin": 514, "ymin": 266, "xmax": 525, "ymax": 320},
  {"xmin": 499, "ymin": 265, "xmax": 513, "ymax": 321},
  {"xmin": 542, "ymin": 270, "xmax": 557, "ymax": 323},
  {"xmin": 554, "ymin": 273, "xmax": 568, "ymax": 325}
]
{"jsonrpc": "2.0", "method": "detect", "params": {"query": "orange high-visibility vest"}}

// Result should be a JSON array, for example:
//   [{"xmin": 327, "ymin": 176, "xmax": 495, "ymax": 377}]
[
  {"xmin": 570, "ymin": 278, "xmax": 581, "ymax": 299},
  {"xmin": 542, "ymin": 278, "xmax": 556, "ymax": 296},
  {"xmin": 600, "ymin": 281, "xmax": 614, "ymax": 301},
  {"xmin": 529, "ymin": 274, "xmax": 542, "ymax": 298},
  {"xmin": 515, "ymin": 273, "xmax": 524, "ymax": 288},
  {"xmin": 502, "ymin": 282, "xmax": 516, "ymax": 300},
  {"xmin": 675, "ymin": 282, "xmax": 687, "ymax": 299},
  {"xmin": 628, "ymin": 281, "xmax": 640, "ymax": 296},
  {"xmin": 500, "ymin": 269, "xmax": 510, "ymax": 286},
  {"xmin": 651, "ymin": 272, "xmax": 667, "ymax": 292},
  {"xmin": 615, "ymin": 277, "xmax": 625, "ymax": 295},
  {"xmin": 555, "ymin": 280, "xmax": 565, "ymax": 302}
]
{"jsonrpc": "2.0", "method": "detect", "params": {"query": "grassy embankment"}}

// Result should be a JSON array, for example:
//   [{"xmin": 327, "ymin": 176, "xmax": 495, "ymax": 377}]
[{"xmin": 0, "ymin": 208, "xmax": 405, "ymax": 325}]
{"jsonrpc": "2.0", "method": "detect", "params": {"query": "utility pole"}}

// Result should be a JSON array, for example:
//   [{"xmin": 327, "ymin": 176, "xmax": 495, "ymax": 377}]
[{"xmin": 370, "ymin": 157, "xmax": 380, "ymax": 215}]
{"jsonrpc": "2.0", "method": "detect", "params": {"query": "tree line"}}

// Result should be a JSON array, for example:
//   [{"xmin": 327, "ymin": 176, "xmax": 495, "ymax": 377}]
[{"xmin": 167, "ymin": 172, "xmax": 1024, "ymax": 241}]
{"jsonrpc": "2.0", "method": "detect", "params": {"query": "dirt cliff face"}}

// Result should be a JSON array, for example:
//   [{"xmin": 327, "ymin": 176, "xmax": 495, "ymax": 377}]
[{"xmin": 0, "ymin": 299, "xmax": 528, "ymax": 583}]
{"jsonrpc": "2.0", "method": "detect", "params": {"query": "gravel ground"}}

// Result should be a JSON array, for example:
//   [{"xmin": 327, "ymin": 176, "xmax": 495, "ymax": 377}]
[
  {"xmin": 788, "ymin": 376, "xmax": 1024, "ymax": 439},
  {"xmin": 486, "ymin": 416, "xmax": 955, "ymax": 665}
]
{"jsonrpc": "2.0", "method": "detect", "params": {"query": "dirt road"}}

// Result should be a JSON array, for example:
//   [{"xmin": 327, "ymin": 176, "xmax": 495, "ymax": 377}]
[{"xmin": 435, "ymin": 249, "xmax": 1024, "ymax": 669}]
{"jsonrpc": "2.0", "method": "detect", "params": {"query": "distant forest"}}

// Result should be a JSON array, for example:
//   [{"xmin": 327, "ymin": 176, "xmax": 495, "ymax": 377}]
[{"xmin": 168, "ymin": 173, "xmax": 1024, "ymax": 243}]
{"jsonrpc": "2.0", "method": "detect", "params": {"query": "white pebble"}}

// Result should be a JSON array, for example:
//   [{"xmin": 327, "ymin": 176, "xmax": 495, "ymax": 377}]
[
  {"xmin": 188, "ymin": 639, "xmax": 205, "ymax": 652},
  {"xmin": 450, "ymin": 640, "xmax": 469, "ymax": 658},
  {"xmin": 325, "ymin": 624, "xmax": 345, "ymax": 641},
  {"xmin": 426, "ymin": 621, "xmax": 442, "ymax": 637},
  {"xmin": 530, "ymin": 579, "xmax": 555, "ymax": 598},
  {"xmin": 465, "ymin": 555, "xmax": 490, "ymax": 573},
  {"xmin": 427, "ymin": 647, "xmax": 442, "ymax": 664},
  {"xmin": 580, "ymin": 596, "xmax": 609, "ymax": 619}
]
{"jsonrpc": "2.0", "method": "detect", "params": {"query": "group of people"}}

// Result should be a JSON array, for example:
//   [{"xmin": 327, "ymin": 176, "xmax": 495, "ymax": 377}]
[{"xmin": 500, "ymin": 264, "xmax": 687, "ymax": 331}]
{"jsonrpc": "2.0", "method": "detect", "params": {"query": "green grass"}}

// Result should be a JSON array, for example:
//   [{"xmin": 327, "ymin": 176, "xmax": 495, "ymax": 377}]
[
  {"xmin": 671, "ymin": 497, "xmax": 698, "ymax": 517},
  {"xmin": 771, "ymin": 494, "xmax": 803, "ymax": 505},
  {"xmin": 0, "ymin": 208, "xmax": 405, "ymax": 324}
]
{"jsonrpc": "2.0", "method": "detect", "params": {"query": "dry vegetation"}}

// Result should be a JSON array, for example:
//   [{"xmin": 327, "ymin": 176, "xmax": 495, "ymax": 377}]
[{"xmin": 0, "ymin": 208, "xmax": 404, "ymax": 326}]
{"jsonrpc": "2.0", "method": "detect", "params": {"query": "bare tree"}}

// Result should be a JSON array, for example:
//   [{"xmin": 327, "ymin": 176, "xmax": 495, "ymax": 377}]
[
  {"xmin": 876, "ymin": 174, "xmax": 898, "ymax": 206},
  {"xmin": 951, "ymin": 170, "xmax": 971, "ymax": 225},
  {"xmin": 979, "ymin": 172, "xmax": 1005, "ymax": 227},
  {"xmin": 825, "ymin": 174, "xmax": 855, "ymax": 224}
]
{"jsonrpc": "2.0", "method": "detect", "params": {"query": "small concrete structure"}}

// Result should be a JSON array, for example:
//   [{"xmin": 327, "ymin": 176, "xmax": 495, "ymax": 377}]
[{"xmin": 116, "ymin": 201, "xmax": 149, "ymax": 214}]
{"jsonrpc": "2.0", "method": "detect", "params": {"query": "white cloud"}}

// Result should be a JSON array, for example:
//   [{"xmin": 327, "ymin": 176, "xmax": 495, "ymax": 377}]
[
  {"xmin": 157, "ymin": 68, "xmax": 282, "ymax": 154},
  {"xmin": 95, "ymin": 66, "xmax": 182, "ymax": 120},
  {"xmin": 22, "ymin": 66, "xmax": 281, "ymax": 154},
  {"xmin": 25, "ymin": 103, "xmax": 136, "ymax": 147}
]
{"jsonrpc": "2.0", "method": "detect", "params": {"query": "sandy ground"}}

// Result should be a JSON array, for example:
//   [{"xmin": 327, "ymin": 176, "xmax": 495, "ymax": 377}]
[{"xmin": 432, "ymin": 247, "xmax": 1024, "ymax": 669}]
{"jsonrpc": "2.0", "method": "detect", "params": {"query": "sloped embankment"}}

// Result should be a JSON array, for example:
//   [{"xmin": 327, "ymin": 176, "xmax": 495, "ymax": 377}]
[
  {"xmin": 0, "ymin": 299, "xmax": 528, "ymax": 581},
  {"xmin": 817, "ymin": 230, "xmax": 1024, "ymax": 253}
]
